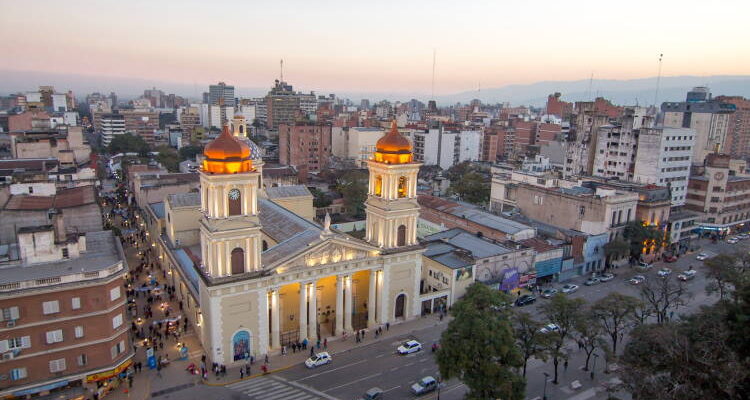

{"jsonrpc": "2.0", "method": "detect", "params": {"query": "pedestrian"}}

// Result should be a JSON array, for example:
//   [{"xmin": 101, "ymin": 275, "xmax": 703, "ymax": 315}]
[
  {"xmin": 281, "ymin": 345, "xmax": 286, "ymax": 355},
  {"xmin": 292, "ymin": 343, "xmax": 297, "ymax": 353},
  {"xmin": 310, "ymin": 347, "xmax": 314, "ymax": 357},
  {"xmin": 323, "ymin": 338, "xmax": 328, "ymax": 349},
  {"xmin": 386, "ymin": 322, "xmax": 390, "ymax": 331},
  {"xmin": 245, "ymin": 363, "xmax": 251, "ymax": 376},
  {"xmin": 264, "ymin": 354, "xmax": 269, "ymax": 364},
  {"xmin": 156, "ymin": 363, "xmax": 162, "ymax": 378},
  {"xmin": 564, "ymin": 360, "xmax": 569, "ymax": 371},
  {"xmin": 240, "ymin": 368, "xmax": 244, "ymax": 379},
  {"xmin": 316, "ymin": 339, "xmax": 320, "ymax": 349}
]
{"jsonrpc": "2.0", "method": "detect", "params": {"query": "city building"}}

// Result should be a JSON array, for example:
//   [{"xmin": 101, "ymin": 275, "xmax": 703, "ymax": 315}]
[
  {"xmin": 686, "ymin": 153, "xmax": 750, "ymax": 235},
  {"xmin": 265, "ymin": 80, "xmax": 312, "ymax": 130},
  {"xmin": 632, "ymin": 126, "xmax": 695, "ymax": 205},
  {"xmin": 8, "ymin": 126, "xmax": 90, "ymax": 165},
  {"xmin": 662, "ymin": 87, "xmax": 735, "ymax": 165},
  {"xmin": 98, "ymin": 113, "xmax": 125, "ymax": 146},
  {"xmin": 278, "ymin": 123, "xmax": 332, "ymax": 180},
  {"xmin": 145, "ymin": 120, "xmax": 425, "ymax": 367},
  {"xmin": 331, "ymin": 127, "xmax": 386, "ymax": 167},
  {"xmin": 120, "ymin": 110, "xmax": 159, "ymax": 146},
  {"xmin": 413, "ymin": 126, "xmax": 481, "ymax": 169},
  {"xmin": 208, "ymin": 82, "xmax": 235, "ymax": 107},
  {"xmin": 716, "ymin": 96, "xmax": 750, "ymax": 160}
]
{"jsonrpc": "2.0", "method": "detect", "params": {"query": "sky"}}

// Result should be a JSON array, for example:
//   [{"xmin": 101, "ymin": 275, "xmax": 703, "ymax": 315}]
[{"xmin": 1, "ymin": 0, "xmax": 749, "ymax": 97}]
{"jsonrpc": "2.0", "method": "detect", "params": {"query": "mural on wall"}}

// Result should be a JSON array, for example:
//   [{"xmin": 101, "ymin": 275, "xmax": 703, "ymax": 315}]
[
  {"xmin": 455, "ymin": 266, "xmax": 473, "ymax": 281},
  {"xmin": 232, "ymin": 330, "xmax": 251, "ymax": 361},
  {"xmin": 500, "ymin": 268, "xmax": 519, "ymax": 291}
]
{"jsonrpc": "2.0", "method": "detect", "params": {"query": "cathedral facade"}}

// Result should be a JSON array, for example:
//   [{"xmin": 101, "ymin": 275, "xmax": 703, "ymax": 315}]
[{"xmin": 156, "ymin": 121, "xmax": 424, "ymax": 365}]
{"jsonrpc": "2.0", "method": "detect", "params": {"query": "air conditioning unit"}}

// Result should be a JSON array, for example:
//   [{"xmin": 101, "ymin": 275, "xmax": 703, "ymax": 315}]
[
  {"xmin": 2, "ymin": 352, "xmax": 14, "ymax": 360},
  {"xmin": 6, "ymin": 321, "xmax": 15, "ymax": 328},
  {"xmin": 175, "ymin": 239, "xmax": 181, "ymax": 246}
]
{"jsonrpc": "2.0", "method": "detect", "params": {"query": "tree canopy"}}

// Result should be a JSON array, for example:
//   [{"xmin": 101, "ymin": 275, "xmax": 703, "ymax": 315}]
[
  {"xmin": 335, "ymin": 170, "xmax": 368, "ymax": 218},
  {"xmin": 436, "ymin": 283, "xmax": 525, "ymax": 400},
  {"xmin": 178, "ymin": 145, "xmax": 204, "ymax": 162},
  {"xmin": 108, "ymin": 133, "xmax": 150, "ymax": 156}
]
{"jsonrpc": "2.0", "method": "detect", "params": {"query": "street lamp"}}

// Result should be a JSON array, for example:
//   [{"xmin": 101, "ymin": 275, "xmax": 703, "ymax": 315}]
[
  {"xmin": 591, "ymin": 353, "xmax": 599, "ymax": 380},
  {"xmin": 543, "ymin": 372, "xmax": 550, "ymax": 400}
]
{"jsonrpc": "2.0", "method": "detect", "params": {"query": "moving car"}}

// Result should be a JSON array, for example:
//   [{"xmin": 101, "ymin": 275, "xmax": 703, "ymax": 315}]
[
  {"xmin": 561, "ymin": 284, "xmax": 579, "ymax": 294},
  {"xmin": 637, "ymin": 261, "xmax": 653, "ymax": 271},
  {"xmin": 739, "ymin": 234, "xmax": 749, "ymax": 240},
  {"xmin": 677, "ymin": 270, "xmax": 697, "ymax": 281},
  {"xmin": 304, "ymin": 352, "xmax": 332, "ymax": 368},
  {"xmin": 397, "ymin": 340, "xmax": 422, "ymax": 354},
  {"xmin": 657, "ymin": 268, "xmax": 672, "ymax": 277},
  {"xmin": 599, "ymin": 273, "xmax": 615, "ymax": 282},
  {"xmin": 540, "ymin": 323, "xmax": 560, "ymax": 334},
  {"xmin": 728, "ymin": 237, "xmax": 739, "ymax": 244},
  {"xmin": 357, "ymin": 387, "xmax": 384, "ymax": 400},
  {"xmin": 696, "ymin": 253, "xmax": 709, "ymax": 261},
  {"xmin": 515, "ymin": 294, "xmax": 537, "ymax": 306},
  {"xmin": 629, "ymin": 275, "xmax": 646, "ymax": 285},
  {"xmin": 541, "ymin": 288, "xmax": 558, "ymax": 298},
  {"xmin": 584, "ymin": 277, "xmax": 601, "ymax": 286},
  {"xmin": 411, "ymin": 376, "xmax": 438, "ymax": 395},
  {"xmin": 664, "ymin": 255, "xmax": 678, "ymax": 263}
]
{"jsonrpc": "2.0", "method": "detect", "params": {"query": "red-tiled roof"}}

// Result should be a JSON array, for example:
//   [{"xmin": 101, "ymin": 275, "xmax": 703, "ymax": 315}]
[
  {"xmin": 519, "ymin": 238, "xmax": 558, "ymax": 253},
  {"xmin": 4, "ymin": 186, "xmax": 96, "ymax": 210}
]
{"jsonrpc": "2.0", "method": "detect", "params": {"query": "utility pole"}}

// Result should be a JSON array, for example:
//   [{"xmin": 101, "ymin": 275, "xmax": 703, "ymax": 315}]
[{"xmin": 280, "ymin": 59, "xmax": 284, "ymax": 82}]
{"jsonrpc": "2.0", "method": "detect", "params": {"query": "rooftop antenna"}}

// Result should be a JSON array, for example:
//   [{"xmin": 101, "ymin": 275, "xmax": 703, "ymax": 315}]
[
  {"xmin": 280, "ymin": 59, "xmax": 284, "ymax": 82},
  {"xmin": 654, "ymin": 53, "xmax": 663, "ymax": 107},
  {"xmin": 431, "ymin": 49, "xmax": 436, "ymax": 99}
]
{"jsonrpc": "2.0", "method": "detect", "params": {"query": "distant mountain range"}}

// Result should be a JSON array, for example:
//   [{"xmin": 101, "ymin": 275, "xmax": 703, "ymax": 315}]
[{"xmin": 1, "ymin": 69, "xmax": 749, "ymax": 107}]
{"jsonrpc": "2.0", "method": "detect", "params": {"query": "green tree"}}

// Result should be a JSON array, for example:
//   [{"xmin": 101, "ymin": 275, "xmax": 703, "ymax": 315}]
[
  {"xmin": 154, "ymin": 146, "xmax": 180, "ymax": 172},
  {"xmin": 448, "ymin": 171, "xmax": 490, "ymax": 205},
  {"xmin": 639, "ymin": 275, "xmax": 688, "ymax": 324},
  {"xmin": 178, "ymin": 145, "xmax": 204, "ymax": 161},
  {"xmin": 513, "ymin": 311, "xmax": 550, "ymax": 377},
  {"xmin": 108, "ymin": 133, "xmax": 150, "ymax": 156},
  {"xmin": 335, "ymin": 170, "xmax": 368, "ymax": 218},
  {"xmin": 575, "ymin": 311, "xmax": 605, "ymax": 371},
  {"xmin": 591, "ymin": 292, "xmax": 640, "ymax": 355},
  {"xmin": 621, "ymin": 221, "xmax": 666, "ymax": 261},
  {"xmin": 540, "ymin": 294, "xmax": 586, "ymax": 384},
  {"xmin": 436, "ymin": 284, "xmax": 525, "ymax": 400},
  {"xmin": 603, "ymin": 238, "xmax": 629, "ymax": 260},
  {"xmin": 310, "ymin": 188, "xmax": 332, "ymax": 208},
  {"xmin": 703, "ymin": 253, "xmax": 748, "ymax": 300}
]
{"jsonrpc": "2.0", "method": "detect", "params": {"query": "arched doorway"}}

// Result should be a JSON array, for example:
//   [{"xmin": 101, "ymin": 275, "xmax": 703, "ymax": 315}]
[
  {"xmin": 394, "ymin": 293, "xmax": 406, "ymax": 319},
  {"xmin": 397, "ymin": 225, "xmax": 407, "ymax": 247},
  {"xmin": 228, "ymin": 188, "xmax": 242, "ymax": 216},
  {"xmin": 231, "ymin": 248, "xmax": 244, "ymax": 275}
]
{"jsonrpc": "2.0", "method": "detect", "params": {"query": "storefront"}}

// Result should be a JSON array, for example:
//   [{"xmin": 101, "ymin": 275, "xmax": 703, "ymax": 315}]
[{"xmin": 85, "ymin": 359, "xmax": 133, "ymax": 399}]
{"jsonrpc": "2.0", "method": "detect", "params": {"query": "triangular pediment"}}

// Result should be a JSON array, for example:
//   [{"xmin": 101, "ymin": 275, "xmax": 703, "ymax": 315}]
[{"xmin": 266, "ymin": 235, "xmax": 380, "ymax": 272}]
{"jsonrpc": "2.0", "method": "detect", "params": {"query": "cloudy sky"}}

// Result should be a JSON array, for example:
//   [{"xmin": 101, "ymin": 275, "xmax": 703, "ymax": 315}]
[{"xmin": 1, "ymin": 0, "xmax": 748, "ymax": 96}]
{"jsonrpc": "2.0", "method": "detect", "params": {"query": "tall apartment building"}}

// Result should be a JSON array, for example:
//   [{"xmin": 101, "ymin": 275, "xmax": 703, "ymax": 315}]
[
  {"xmin": 0, "ymin": 220, "xmax": 131, "ymax": 398},
  {"xmin": 662, "ymin": 87, "xmax": 735, "ymax": 165},
  {"xmin": 265, "ymin": 80, "xmax": 305, "ymax": 130},
  {"xmin": 564, "ymin": 102, "xmax": 614, "ymax": 177},
  {"xmin": 686, "ymin": 153, "xmax": 750, "ymax": 234},
  {"xmin": 208, "ymin": 82, "xmax": 235, "ymax": 107},
  {"xmin": 278, "ymin": 123, "xmax": 332, "ymax": 180},
  {"xmin": 330, "ymin": 127, "xmax": 386, "ymax": 167},
  {"xmin": 716, "ymin": 96, "xmax": 750, "ymax": 160},
  {"xmin": 178, "ymin": 106, "xmax": 201, "ymax": 143},
  {"xmin": 120, "ymin": 109, "xmax": 159, "ymax": 146},
  {"xmin": 413, "ymin": 126, "xmax": 481, "ymax": 169},
  {"xmin": 98, "ymin": 113, "xmax": 125, "ymax": 146},
  {"xmin": 632, "ymin": 127, "xmax": 695, "ymax": 205}
]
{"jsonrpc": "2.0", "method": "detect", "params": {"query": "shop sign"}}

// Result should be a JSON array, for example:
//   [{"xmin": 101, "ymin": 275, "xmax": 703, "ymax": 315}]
[{"xmin": 86, "ymin": 359, "xmax": 133, "ymax": 383}]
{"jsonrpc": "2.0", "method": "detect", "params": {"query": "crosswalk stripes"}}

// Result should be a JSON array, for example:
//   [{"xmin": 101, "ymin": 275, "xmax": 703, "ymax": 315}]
[{"xmin": 226, "ymin": 376, "xmax": 322, "ymax": 400}]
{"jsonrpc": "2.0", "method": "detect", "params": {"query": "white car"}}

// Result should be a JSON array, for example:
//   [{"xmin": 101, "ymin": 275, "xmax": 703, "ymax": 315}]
[
  {"xmin": 637, "ymin": 261, "xmax": 653, "ymax": 271},
  {"xmin": 540, "ymin": 323, "xmax": 560, "ymax": 334},
  {"xmin": 629, "ymin": 275, "xmax": 646, "ymax": 285},
  {"xmin": 728, "ymin": 238, "xmax": 739, "ymax": 244},
  {"xmin": 657, "ymin": 268, "xmax": 672, "ymax": 277},
  {"xmin": 677, "ymin": 270, "xmax": 697, "ymax": 281},
  {"xmin": 696, "ymin": 253, "xmax": 709, "ymax": 261},
  {"xmin": 397, "ymin": 340, "xmax": 422, "ymax": 354},
  {"xmin": 561, "ymin": 284, "xmax": 579, "ymax": 294},
  {"xmin": 305, "ymin": 352, "xmax": 332, "ymax": 368}
]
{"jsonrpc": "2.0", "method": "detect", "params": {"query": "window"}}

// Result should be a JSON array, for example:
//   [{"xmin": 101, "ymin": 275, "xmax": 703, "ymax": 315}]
[
  {"xmin": 579, "ymin": 206, "xmax": 585, "ymax": 216},
  {"xmin": 110, "ymin": 287, "xmax": 121, "ymax": 302},
  {"xmin": 10, "ymin": 367, "xmax": 27, "ymax": 381},
  {"xmin": 49, "ymin": 358, "xmax": 66, "ymax": 373},
  {"xmin": 42, "ymin": 300, "xmax": 60, "ymax": 315},
  {"xmin": 71, "ymin": 297, "xmax": 81, "ymax": 310},
  {"xmin": 46, "ymin": 330, "xmax": 63, "ymax": 344},
  {"xmin": 112, "ymin": 314, "xmax": 123, "ymax": 330},
  {"xmin": 0, "ymin": 306, "xmax": 20, "ymax": 321},
  {"xmin": 28, "ymin": 186, "xmax": 33, "ymax": 194},
  {"xmin": 74, "ymin": 326, "xmax": 84, "ymax": 338},
  {"xmin": 111, "ymin": 340, "xmax": 125, "ymax": 359},
  {"xmin": 77, "ymin": 354, "xmax": 88, "ymax": 366},
  {"xmin": 61, "ymin": 248, "xmax": 69, "ymax": 259},
  {"xmin": 626, "ymin": 209, "xmax": 632, "ymax": 222}
]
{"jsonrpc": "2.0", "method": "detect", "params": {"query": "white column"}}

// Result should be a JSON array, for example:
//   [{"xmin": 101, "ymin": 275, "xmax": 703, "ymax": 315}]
[
  {"xmin": 344, "ymin": 276, "xmax": 353, "ymax": 332},
  {"xmin": 299, "ymin": 282, "xmax": 308, "ymax": 341},
  {"xmin": 368, "ymin": 270, "xmax": 377, "ymax": 328},
  {"xmin": 308, "ymin": 280, "xmax": 318, "ymax": 341},
  {"xmin": 379, "ymin": 269, "xmax": 389, "ymax": 324},
  {"xmin": 271, "ymin": 289, "xmax": 280, "ymax": 349},
  {"xmin": 335, "ymin": 276, "xmax": 344, "ymax": 335},
  {"xmin": 245, "ymin": 238, "xmax": 252, "ymax": 273}
]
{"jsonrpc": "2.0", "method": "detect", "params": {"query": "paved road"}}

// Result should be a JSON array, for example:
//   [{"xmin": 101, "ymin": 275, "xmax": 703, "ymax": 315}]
[{"xmin": 220, "ymin": 237, "xmax": 740, "ymax": 400}]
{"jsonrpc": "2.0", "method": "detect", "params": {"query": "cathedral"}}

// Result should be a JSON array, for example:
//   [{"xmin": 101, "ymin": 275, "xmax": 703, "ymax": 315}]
[{"xmin": 155, "ymin": 120, "xmax": 424, "ymax": 365}]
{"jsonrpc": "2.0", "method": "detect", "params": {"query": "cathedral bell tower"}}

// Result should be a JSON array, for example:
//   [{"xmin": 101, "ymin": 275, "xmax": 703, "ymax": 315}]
[
  {"xmin": 365, "ymin": 121, "xmax": 421, "ymax": 248},
  {"xmin": 199, "ymin": 124, "xmax": 262, "ymax": 277}
]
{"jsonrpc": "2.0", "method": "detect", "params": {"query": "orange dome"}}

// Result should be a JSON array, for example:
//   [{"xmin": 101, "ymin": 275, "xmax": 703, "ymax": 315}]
[
  {"xmin": 373, "ymin": 120, "xmax": 413, "ymax": 164},
  {"xmin": 202, "ymin": 124, "xmax": 253, "ymax": 174}
]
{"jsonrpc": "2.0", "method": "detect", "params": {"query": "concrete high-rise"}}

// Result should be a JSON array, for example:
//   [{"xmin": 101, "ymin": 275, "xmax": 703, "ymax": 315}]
[{"xmin": 208, "ymin": 82, "xmax": 235, "ymax": 107}]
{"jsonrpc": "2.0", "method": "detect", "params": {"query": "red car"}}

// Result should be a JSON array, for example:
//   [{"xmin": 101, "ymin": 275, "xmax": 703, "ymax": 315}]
[{"xmin": 663, "ymin": 255, "xmax": 678, "ymax": 263}]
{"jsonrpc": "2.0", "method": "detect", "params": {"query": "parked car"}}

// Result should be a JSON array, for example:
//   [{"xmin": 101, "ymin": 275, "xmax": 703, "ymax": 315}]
[
  {"xmin": 677, "ymin": 270, "xmax": 697, "ymax": 281},
  {"xmin": 664, "ymin": 255, "xmax": 678, "ymax": 263},
  {"xmin": 397, "ymin": 340, "xmax": 422, "ymax": 354},
  {"xmin": 728, "ymin": 237, "xmax": 739, "ymax": 244},
  {"xmin": 541, "ymin": 288, "xmax": 558, "ymax": 298},
  {"xmin": 515, "ymin": 294, "xmax": 537, "ymax": 306},
  {"xmin": 657, "ymin": 268, "xmax": 672, "ymax": 277},
  {"xmin": 637, "ymin": 261, "xmax": 653, "ymax": 271},
  {"xmin": 629, "ymin": 275, "xmax": 646, "ymax": 285},
  {"xmin": 584, "ymin": 277, "xmax": 601, "ymax": 286},
  {"xmin": 561, "ymin": 284, "xmax": 579, "ymax": 294},
  {"xmin": 305, "ymin": 352, "xmax": 332, "ymax": 368},
  {"xmin": 411, "ymin": 376, "xmax": 439, "ymax": 395},
  {"xmin": 738, "ymin": 234, "xmax": 749, "ymax": 240},
  {"xmin": 540, "ymin": 323, "xmax": 560, "ymax": 334},
  {"xmin": 357, "ymin": 387, "xmax": 384, "ymax": 400},
  {"xmin": 599, "ymin": 273, "xmax": 615, "ymax": 282},
  {"xmin": 696, "ymin": 253, "xmax": 709, "ymax": 261}
]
